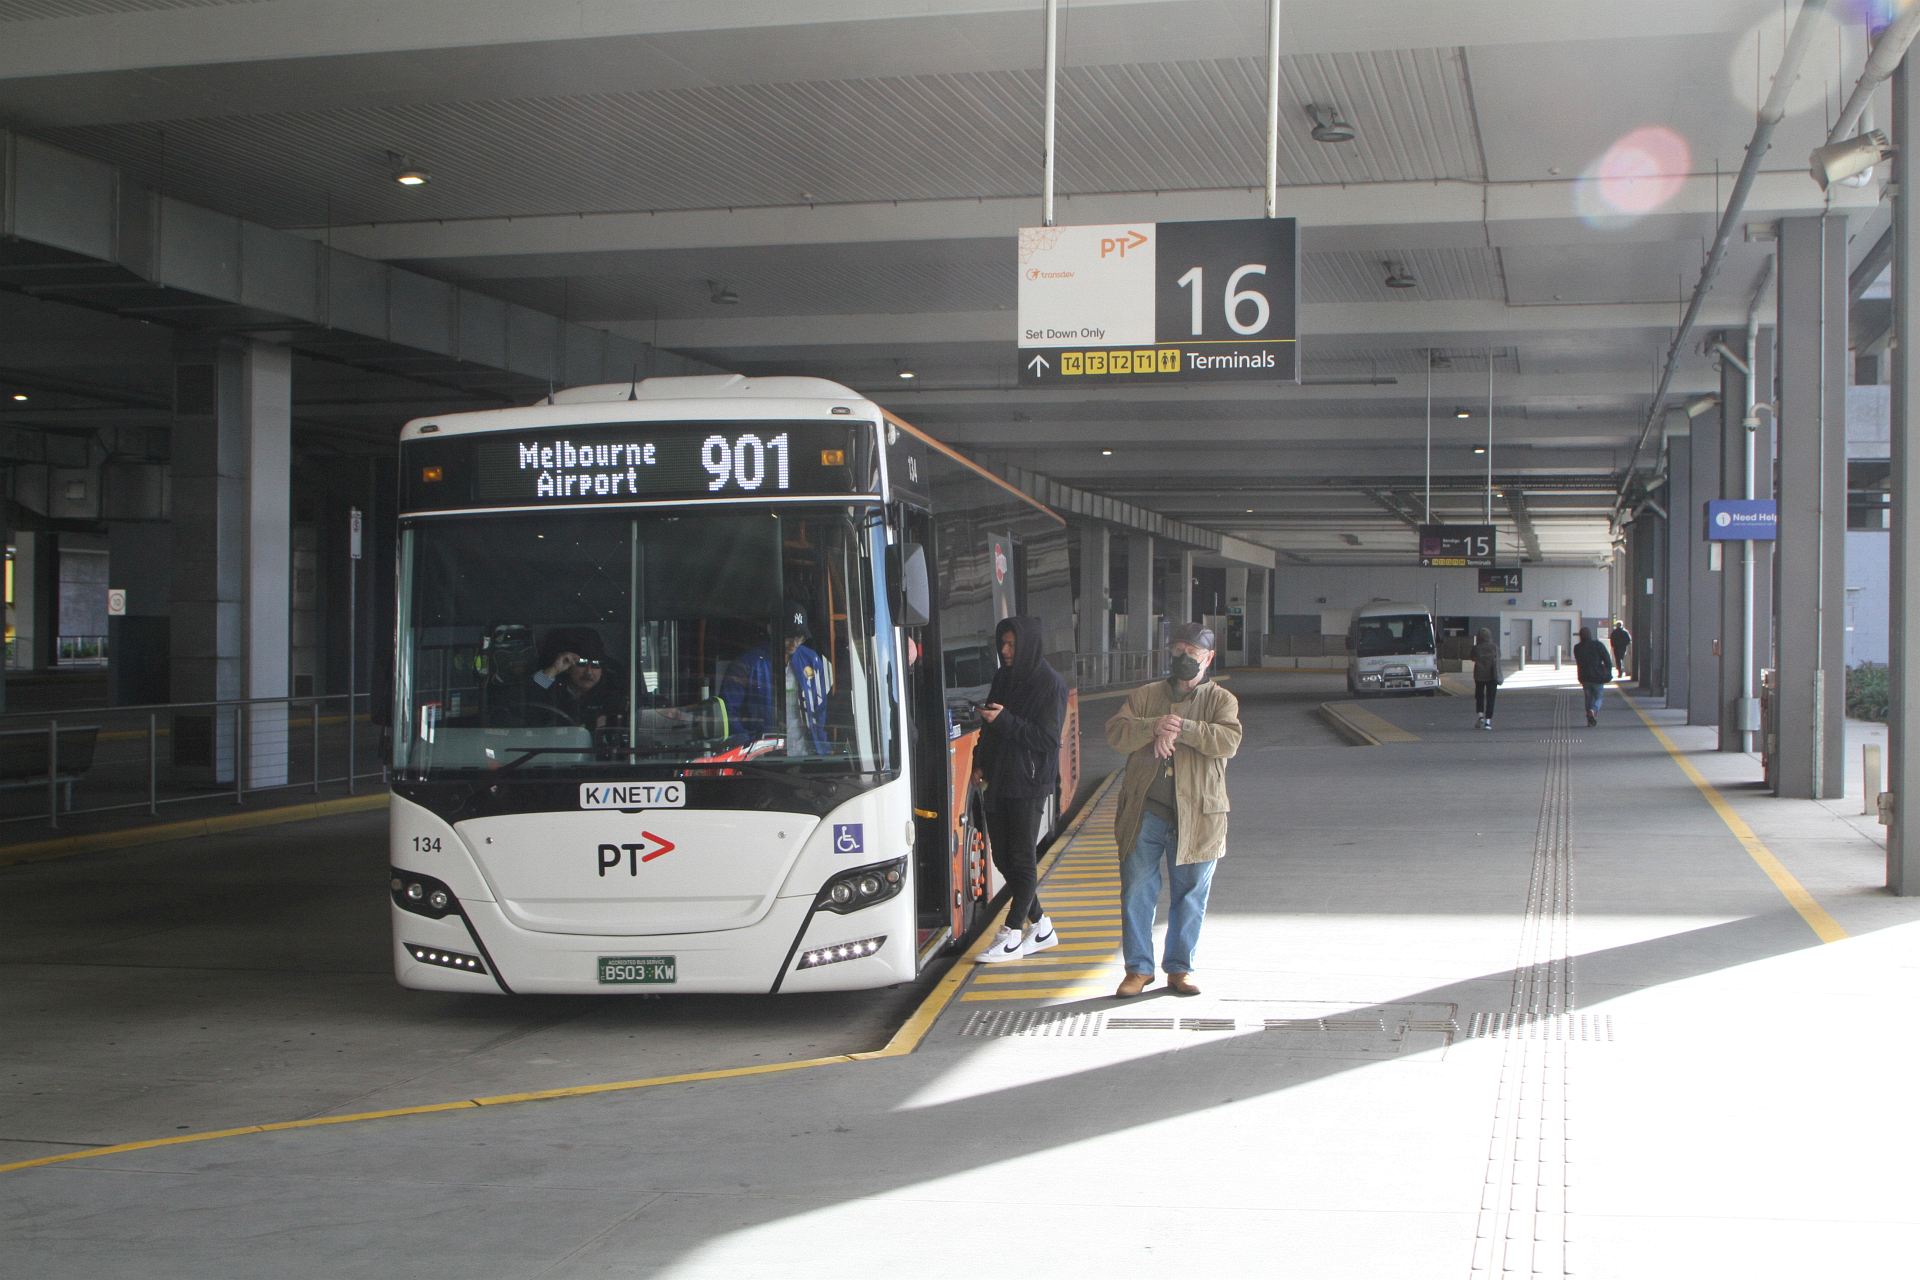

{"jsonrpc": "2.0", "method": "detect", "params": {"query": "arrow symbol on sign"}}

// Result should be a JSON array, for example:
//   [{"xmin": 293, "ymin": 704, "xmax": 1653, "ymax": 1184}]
[
  {"xmin": 639, "ymin": 832, "xmax": 676, "ymax": 862},
  {"xmin": 1125, "ymin": 230, "xmax": 1148, "ymax": 250},
  {"xmin": 1027, "ymin": 355, "xmax": 1051, "ymax": 377}
]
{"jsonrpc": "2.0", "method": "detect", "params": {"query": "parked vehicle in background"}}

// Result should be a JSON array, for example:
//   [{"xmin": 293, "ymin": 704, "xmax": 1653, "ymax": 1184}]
[{"xmin": 1347, "ymin": 602, "xmax": 1440, "ymax": 696}]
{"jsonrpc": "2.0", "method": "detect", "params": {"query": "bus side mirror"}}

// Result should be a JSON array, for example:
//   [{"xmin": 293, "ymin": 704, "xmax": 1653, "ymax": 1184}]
[{"xmin": 889, "ymin": 543, "xmax": 931, "ymax": 627}]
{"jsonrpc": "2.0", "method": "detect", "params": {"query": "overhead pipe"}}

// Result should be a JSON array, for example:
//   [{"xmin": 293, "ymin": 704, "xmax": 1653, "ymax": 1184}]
[
  {"xmin": 1613, "ymin": 0, "xmax": 1830, "ymax": 516},
  {"xmin": 1830, "ymin": 5, "xmax": 1920, "ymax": 144}
]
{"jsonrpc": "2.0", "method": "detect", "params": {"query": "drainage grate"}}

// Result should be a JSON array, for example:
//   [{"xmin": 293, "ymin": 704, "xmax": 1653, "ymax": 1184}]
[
  {"xmin": 958, "ymin": 1009, "xmax": 1103, "ymax": 1038},
  {"xmin": 1263, "ymin": 1017, "xmax": 1388, "ymax": 1033},
  {"xmin": 1178, "ymin": 1018, "xmax": 1237, "ymax": 1032},
  {"xmin": 1466, "ymin": 1011, "xmax": 1613, "ymax": 1041},
  {"xmin": 1106, "ymin": 1016, "xmax": 1176, "ymax": 1031}
]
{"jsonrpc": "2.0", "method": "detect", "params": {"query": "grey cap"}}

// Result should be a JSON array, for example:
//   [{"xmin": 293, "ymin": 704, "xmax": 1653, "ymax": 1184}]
[{"xmin": 1169, "ymin": 622, "xmax": 1215, "ymax": 651}]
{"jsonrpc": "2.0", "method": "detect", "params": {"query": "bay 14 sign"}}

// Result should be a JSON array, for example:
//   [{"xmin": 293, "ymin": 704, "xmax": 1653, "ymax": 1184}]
[
  {"xmin": 1420, "ymin": 524, "xmax": 1496, "ymax": 568},
  {"xmin": 1017, "ymin": 218, "xmax": 1298, "ymax": 385}
]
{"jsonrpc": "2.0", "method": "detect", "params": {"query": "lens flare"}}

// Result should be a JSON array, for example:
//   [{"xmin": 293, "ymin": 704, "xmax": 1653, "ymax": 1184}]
[
  {"xmin": 1726, "ymin": 10, "xmax": 1849, "ymax": 118},
  {"xmin": 1575, "ymin": 126, "xmax": 1691, "ymax": 226}
]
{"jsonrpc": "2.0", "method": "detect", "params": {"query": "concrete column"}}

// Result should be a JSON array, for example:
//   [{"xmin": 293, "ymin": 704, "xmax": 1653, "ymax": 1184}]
[
  {"xmin": 1124, "ymin": 531, "xmax": 1154, "ymax": 654},
  {"xmin": 1720, "ymin": 326, "xmax": 1776, "ymax": 751},
  {"xmin": 1888, "ymin": 60, "xmax": 1920, "ymax": 892},
  {"xmin": 1664, "ymin": 426, "xmax": 1691, "ymax": 708},
  {"xmin": 1246, "ymin": 569, "xmax": 1269, "ymax": 666},
  {"xmin": 1704, "ymin": 364, "xmax": 1735, "ymax": 725},
  {"xmin": 10, "ymin": 531, "xmax": 39, "ymax": 674},
  {"xmin": 107, "ymin": 518, "xmax": 174, "ymax": 705},
  {"xmin": 1076, "ymin": 522, "xmax": 1111, "ymax": 660},
  {"xmin": 170, "ymin": 340, "xmax": 292, "ymax": 787},
  {"xmin": 1174, "ymin": 551, "xmax": 1195, "ymax": 628},
  {"xmin": 1773, "ymin": 217, "xmax": 1848, "ymax": 797}
]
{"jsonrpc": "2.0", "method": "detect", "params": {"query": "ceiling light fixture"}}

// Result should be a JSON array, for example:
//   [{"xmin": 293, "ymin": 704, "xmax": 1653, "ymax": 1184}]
[
  {"xmin": 707, "ymin": 280, "xmax": 740, "ymax": 305},
  {"xmin": 1809, "ymin": 129, "xmax": 1893, "ymax": 192},
  {"xmin": 1306, "ymin": 103, "xmax": 1355, "ymax": 144},
  {"xmin": 386, "ymin": 150, "xmax": 430, "ymax": 187},
  {"xmin": 1101, "ymin": 449, "xmax": 1113, "ymax": 456},
  {"xmin": 1473, "ymin": 446, "xmax": 1487, "ymax": 455},
  {"xmin": 897, "ymin": 366, "xmax": 916, "ymax": 380},
  {"xmin": 1454, "ymin": 407, "xmax": 1472, "ymax": 419},
  {"xmin": 9, "ymin": 393, "xmax": 25, "ymax": 402},
  {"xmin": 1383, "ymin": 262, "xmax": 1417, "ymax": 289}
]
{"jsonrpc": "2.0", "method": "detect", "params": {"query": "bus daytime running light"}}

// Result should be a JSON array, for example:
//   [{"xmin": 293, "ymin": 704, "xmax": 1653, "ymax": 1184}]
[
  {"xmin": 406, "ymin": 944, "xmax": 486, "ymax": 973},
  {"xmin": 797, "ymin": 936, "xmax": 886, "ymax": 969}
]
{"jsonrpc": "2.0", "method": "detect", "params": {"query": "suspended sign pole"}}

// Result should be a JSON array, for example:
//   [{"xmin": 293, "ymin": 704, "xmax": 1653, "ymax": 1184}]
[
  {"xmin": 1425, "ymin": 349, "xmax": 1434, "ymax": 522},
  {"xmin": 1265, "ymin": 0, "xmax": 1281, "ymax": 218},
  {"xmin": 1485, "ymin": 351, "xmax": 1495, "ymax": 523},
  {"xmin": 1042, "ymin": 0, "xmax": 1058, "ymax": 227}
]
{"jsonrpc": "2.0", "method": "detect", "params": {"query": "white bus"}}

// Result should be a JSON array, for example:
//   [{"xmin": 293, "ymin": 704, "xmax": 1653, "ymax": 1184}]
[{"xmin": 387, "ymin": 375, "xmax": 1079, "ymax": 993}]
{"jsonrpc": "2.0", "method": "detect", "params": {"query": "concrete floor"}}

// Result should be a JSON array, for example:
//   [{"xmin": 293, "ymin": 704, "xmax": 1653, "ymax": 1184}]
[{"xmin": 2, "ymin": 670, "xmax": 1914, "ymax": 1278}]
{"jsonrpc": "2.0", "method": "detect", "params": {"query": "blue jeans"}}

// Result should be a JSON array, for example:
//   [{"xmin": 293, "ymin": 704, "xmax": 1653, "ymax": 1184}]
[
  {"xmin": 1120, "ymin": 809, "xmax": 1218, "ymax": 975},
  {"xmin": 1582, "ymin": 683, "xmax": 1606, "ymax": 715}
]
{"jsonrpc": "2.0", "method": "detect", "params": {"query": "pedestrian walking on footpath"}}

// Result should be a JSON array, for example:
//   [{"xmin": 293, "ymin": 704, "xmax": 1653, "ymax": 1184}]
[
  {"xmin": 1472, "ymin": 627, "xmax": 1503, "ymax": 730},
  {"xmin": 972, "ymin": 615, "xmax": 1068, "ymax": 963},
  {"xmin": 1105, "ymin": 622, "xmax": 1242, "ymax": 998},
  {"xmin": 1574, "ymin": 625, "xmax": 1615, "ymax": 726}
]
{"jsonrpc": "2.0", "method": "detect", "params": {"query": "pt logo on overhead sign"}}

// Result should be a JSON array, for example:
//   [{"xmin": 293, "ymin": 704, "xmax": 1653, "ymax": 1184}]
[
  {"xmin": 597, "ymin": 833, "xmax": 677, "ymax": 876},
  {"xmin": 1016, "ymin": 217, "xmax": 1299, "ymax": 385}
]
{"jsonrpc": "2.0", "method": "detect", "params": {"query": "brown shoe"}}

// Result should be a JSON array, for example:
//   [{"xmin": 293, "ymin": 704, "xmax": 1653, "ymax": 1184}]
[
  {"xmin": 1166, "ymin": 972, "xmax": 1201, "ymax": 996},
  {"xmin": 1114, "ymin": 972, "xmax": 1151, "ymax": 998}
]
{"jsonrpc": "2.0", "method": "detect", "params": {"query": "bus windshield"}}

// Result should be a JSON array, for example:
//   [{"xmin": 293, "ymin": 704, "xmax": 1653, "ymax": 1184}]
[
  {"xmin": 392, "ymin": 506, "xmax": 898, "ymax": 779},
  {"xmin": 1354, "ymin": 614, "xmax": 1435, "ymax": 657}
]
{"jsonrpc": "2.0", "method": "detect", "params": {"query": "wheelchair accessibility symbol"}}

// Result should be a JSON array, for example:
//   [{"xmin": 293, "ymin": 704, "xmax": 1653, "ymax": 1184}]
[{"xmin": 833, "ymin": 824, "xmax": 864, "ymax": 854}]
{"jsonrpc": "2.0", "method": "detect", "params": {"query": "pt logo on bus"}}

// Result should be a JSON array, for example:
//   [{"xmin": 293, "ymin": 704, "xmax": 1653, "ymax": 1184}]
[{"xmin": 597, "ymin": 833, "xmax": 676, "ymax": 876}]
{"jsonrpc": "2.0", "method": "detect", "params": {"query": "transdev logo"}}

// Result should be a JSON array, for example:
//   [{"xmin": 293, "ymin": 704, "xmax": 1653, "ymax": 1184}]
[{"xmin": 580, "ymin": 781, "xmax": 686, "ymax": 810}]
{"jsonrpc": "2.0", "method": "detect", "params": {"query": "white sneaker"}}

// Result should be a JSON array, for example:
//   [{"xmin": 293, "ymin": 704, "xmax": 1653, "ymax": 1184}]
[
  {"xmin": 975, "ymin": 926, "xmax": 1029, "ymax": 963},
  {"xmin": 1025, "ymin": 915, "xmax": 1059, "ymax": 954},
  {"xmin": 1483, "ymin": 719, "xmax": 1493, "ymax": 731}
]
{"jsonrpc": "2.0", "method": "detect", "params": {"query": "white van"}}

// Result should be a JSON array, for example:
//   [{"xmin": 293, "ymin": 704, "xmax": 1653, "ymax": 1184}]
[{"xmin": 1346, "ymin": 602, "xmax": 1440, "ymax": 696}]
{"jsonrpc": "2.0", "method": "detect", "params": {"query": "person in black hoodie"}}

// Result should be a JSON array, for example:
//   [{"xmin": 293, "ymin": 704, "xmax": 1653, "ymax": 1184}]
[
  {"xmin": 971, "ymin": 615, "xmax": 1069, "ymax": 963},
  {"xmin": 1573, "ymin": 625, "xmax": 1614, "ymax": 726}
]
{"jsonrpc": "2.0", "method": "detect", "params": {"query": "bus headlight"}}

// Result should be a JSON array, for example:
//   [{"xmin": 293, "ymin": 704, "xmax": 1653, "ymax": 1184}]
[
  {"xmin": 815, "ymin": 858, "xmax": 906, "ymax": 915},
  {"xmin": 391, "ymin": 868, "xmax": 460, "ymax": 920}
]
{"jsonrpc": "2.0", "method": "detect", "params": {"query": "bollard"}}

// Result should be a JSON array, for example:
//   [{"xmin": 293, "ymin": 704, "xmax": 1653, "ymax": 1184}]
[
  {"xmin": 1554, "ymin": 645, "xmax": 1563, "ymax": 670},
  {"xmin": 1864, "ymin": 744, "xmax": 1883, "ymax": 817}
]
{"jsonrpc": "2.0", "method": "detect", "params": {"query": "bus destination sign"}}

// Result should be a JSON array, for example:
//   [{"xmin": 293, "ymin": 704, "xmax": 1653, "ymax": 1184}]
[
  {"xmin": 1017, "ymin": 217, "xmax": 1299, "ymax": 386},
  {"xmin": 1420, "ymin": 523, "xmax": 1496, "ymax": 568},
  {"xmin": 401, "ymin": 420, "xmax": 871, "ymax": 512}
]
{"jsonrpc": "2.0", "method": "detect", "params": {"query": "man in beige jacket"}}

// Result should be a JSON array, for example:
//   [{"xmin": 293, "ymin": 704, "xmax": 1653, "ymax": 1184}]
[{"xmin": 1105, "ymin": 622, "xmax": 1242, "ymax": 997}]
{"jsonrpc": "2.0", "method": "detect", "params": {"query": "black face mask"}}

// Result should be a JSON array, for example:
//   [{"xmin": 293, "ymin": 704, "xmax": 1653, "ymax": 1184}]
[{"xmin": 1168, "ymin": 653, "xmax": 1202, "ymax": 682}]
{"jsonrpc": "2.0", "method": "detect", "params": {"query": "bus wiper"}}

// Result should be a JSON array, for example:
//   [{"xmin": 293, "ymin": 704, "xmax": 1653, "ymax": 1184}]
[{"xmin": 490, "ymin": 745, "xmax": 596, "ymax": 773}]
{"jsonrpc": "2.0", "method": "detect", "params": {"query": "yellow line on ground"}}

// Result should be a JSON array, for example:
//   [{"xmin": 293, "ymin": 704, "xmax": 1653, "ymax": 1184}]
[
  {"xmin": 971, "ymin": 968, "xmax": 1108, "ymax": 983},
  {"xmin": 1623, "ymin": 693, "xmax": 1848, "ymax": 944},
  {"xmin": 0, "ymin": 774, "xmax": 1132, "ymax": 1178},
  {"xmin": 959, "ymin": 986, "xmax": 1106, "ymax": 1002},
  {"xmin": 970, "ymin": 967, "xmax": 1109, "ymax": 980},
  {"xmin": 0, "ymin": 792, "xmax": 389, "ymax": 869}
]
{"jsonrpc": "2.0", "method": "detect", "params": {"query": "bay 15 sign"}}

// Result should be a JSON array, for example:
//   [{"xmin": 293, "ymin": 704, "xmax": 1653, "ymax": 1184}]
[
  {"xmin": 1420, "ymin": 524, "xmax": 1496, "ymax": 568},
  {"xmin": 1017, "ymin": 217, "xmax": 1298, "ymax": 386}
]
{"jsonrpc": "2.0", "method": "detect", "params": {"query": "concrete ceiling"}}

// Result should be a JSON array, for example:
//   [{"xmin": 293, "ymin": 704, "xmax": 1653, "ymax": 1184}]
[{"xmin": 0, "ymin": 0, "xmax": 1892, "ymax": 565}]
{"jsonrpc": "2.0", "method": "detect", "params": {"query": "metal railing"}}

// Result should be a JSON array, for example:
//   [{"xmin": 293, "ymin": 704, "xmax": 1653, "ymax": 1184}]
[
  {"xmin": 1072, "ymin": 649, "xmax": 1160, "ymax": 691},
  {"xmin": 0, "ymin": 692, "xmax": 386, "ymax": 831}
]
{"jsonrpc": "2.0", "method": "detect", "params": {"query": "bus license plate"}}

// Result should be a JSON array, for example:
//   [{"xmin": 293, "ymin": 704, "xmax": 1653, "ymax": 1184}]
[{"xmin": 598, "ymin": 955, "xmax": 677, "ymax": 984}]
